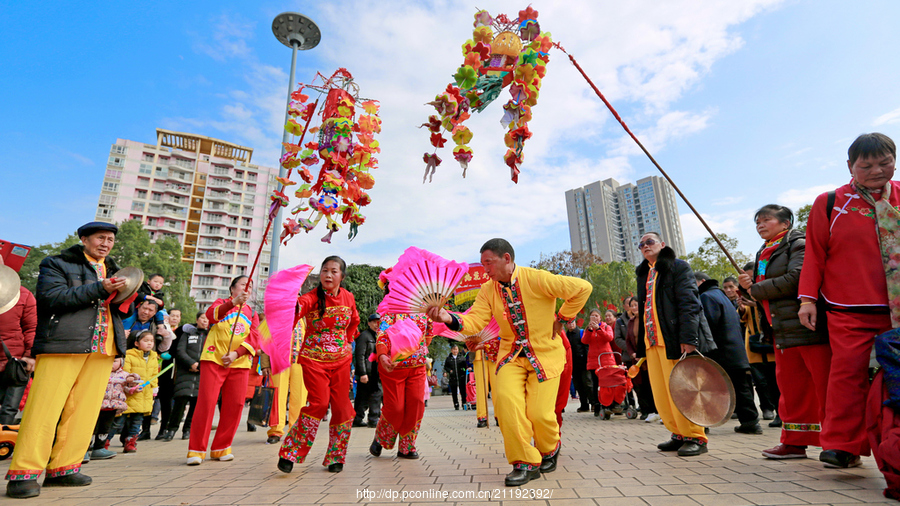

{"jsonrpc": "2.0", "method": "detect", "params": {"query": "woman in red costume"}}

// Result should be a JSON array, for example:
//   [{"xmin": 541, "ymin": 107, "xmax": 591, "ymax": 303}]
[
  {"xmin": 581, "ymin": 309, "xmax": 614, "ymax": 417},
  {"xmin": 798, "ymin": 133, "xmax": 899, "ymax": 469},
  {"xmin": 278, "ymin": 256, "xmax": 360, "ymax": 473},
  {"xmin": 369, "ymin": 272, "xmax": 432, "ymax": 459},
  {"xmin": 187, "ymin": 275, "xmax": 260, "ymax": 465}
]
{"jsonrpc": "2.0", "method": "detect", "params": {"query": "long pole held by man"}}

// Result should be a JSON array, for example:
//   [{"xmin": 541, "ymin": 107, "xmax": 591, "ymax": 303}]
[{"xmin": 427, "ymin": 238, "xmax": 591, "ymax": 487}]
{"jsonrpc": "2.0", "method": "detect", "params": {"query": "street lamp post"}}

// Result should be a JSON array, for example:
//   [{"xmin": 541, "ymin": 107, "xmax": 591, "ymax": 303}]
[{"xmin": 270, "ymin": 12, "xmax": 321, "ymax": 273}]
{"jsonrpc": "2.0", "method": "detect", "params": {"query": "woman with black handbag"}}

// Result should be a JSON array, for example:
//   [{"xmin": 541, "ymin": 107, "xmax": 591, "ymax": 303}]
[{"xmin": 739, "ymin": 204, "xmax": 828, "ymax": 461}]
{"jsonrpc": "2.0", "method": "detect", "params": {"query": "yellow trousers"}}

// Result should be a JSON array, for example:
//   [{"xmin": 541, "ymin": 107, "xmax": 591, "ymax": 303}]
[
  {"xmin": 7, "ymin": 353, "xmax": 114, "ymax": 480},
  {"xmin": 473, "ymin": 354, "xmax": 495, "ymax": 421},
  {"xmin": 645, "ymin": 344, "xmax": 705, "ymax": 440},
  {"xmin": 267, "ymin": 362, "xmax": 306, "ymax": 437},
  {"xmin": 493, "ymin": 356, "xmax": 560, "ymax": 467}
]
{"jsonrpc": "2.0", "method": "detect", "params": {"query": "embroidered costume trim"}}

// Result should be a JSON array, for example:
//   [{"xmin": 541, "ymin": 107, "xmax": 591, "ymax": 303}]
[
  {"xmin": 495, "ymin": 279, "xmax": 547, "ymax": 382},
  {"xmin": 323, "ymin": 421, "xmax": 351, "ymax": 466},
  {"xmin": 279, "ymin": 413, "xmax": 321, "ymax": 463},
  {"xmin": 782, "ymin": 422, "xmax": 821, "ymax": 432}
]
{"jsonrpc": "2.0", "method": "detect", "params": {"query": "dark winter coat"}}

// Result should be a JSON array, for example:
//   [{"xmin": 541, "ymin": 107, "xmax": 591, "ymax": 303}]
[
  {"xmin": 173, "ymin": 324, "xmax": 205, "ymax": 398},
  {"xmin": 614, "ymin": 315, "xmax": 633, "ymax": 363},
  {"xmin": 698, "ymin": 279, "xmax": 750, "ymax": 370},
  {"xmin": 354, "ymin": 328, "xmax": 378, "ymax": 378},
  {"xmin": 636, "ymin": 246, "xmax": 716, "ymax": 361},
  {"xmin": 749, "ymin": 229, "xmax": 824, "ymax": 349},
  {"xmin": 566, "ymin": 328, "xmax": 587, "ymax": 362},
  {"xmin": 32, "ymin": 244, "xmax": 132, "ymax": 356},
  {"xmin": 444, "ymin": 352, "xmax": 468, "ymax": 384}
]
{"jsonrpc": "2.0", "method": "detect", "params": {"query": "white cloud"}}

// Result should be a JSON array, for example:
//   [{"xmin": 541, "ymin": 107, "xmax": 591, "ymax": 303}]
[
  {"xmin": 777, "ymin": 184, "xmax": 842, "ymax": 209},
  {"xmin": 176, "ymin": 0, "xmax": 786, "ymax": 268},
  {"xmin": 873, "ymin": 106, "xmax": 900, "ymax": 127}
]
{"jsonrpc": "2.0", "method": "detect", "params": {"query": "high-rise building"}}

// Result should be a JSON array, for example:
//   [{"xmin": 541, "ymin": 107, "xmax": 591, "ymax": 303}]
[
  {"xmin": 565, "ymin": 176, "xmax": 685, "ymax": 265},
  {"xmin": 95, "ymin": 129, "xmax": 279, "ymax": 308}
]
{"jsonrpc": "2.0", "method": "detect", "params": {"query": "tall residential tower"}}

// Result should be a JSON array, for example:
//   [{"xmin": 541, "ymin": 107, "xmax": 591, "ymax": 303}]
[
  {"xmin": 95, "ymin": 129, "xmax": 278, "ymax": 308},
  {"xmin": 565, "ymin": 176, "xmax": 685, "ymax": 265}
]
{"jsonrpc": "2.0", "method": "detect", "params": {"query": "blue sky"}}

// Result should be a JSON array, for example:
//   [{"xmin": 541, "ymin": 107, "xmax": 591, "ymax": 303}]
[{"xmin": 3, "ymin": 0, "xmax": 900, "ymax": 270}]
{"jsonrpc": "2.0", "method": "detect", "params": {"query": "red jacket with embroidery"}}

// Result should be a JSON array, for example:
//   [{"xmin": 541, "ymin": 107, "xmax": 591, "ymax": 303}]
[
  {"xmin": 799, "ymin": 181, "xmax": 900, "ymax": 307},
  {"xmin": 296, "ymin": 288, "xmax": 360, "ymax": 362}
]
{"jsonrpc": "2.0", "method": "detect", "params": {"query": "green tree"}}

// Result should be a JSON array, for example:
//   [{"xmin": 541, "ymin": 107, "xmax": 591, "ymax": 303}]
[
  {"xmin": 530, "ymin": 249, "xmax": 605, "ymax": 277},
  {"xmin": 17, "ymin": 234, "xmax": 80, "ymax": 293},
  {"xmin": 683, "ymin": 233, "xmax": 751, "ymax": 281},
  {"xmin": 796, "ymin": 204, "xmax": 812, "ymax": 232},
  {"xmin": 583, "ymin": 261, "xmax": 637, "ymax": 314}
]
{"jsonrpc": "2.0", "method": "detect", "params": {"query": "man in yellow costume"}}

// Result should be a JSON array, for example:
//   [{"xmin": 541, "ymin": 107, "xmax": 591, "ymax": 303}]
[
  {"xmin": 428, "ymin": 238, "xmax": 590, "ymax": 486},
  {"xmin": 265, "ymin": 319, "xmax": 307, "ymax": 444},
  {"xmin": 7, "ymin": 222, "xmax": 131, "ymax": 499},
  {"xmin": 634, "ymin": 232, "xmax": 715, "ymax": 456}
]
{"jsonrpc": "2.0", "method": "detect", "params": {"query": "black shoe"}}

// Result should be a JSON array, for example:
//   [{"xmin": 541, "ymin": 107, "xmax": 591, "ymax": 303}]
[
  {"xmin": 611, "ymin": 402, "xmax": 624, "ymax": 414},
  {"xmin": 762, "ymin": 409, "xmax": 775, "ymax": 420},
  {"xmin": 657, "ymin": 438, "xmax": 683, "ymax": 451},
  {"xmin": 454, "ymin": 405, "xmax": 459, "ymax": 410},
  {"xmin": 352, "ymin": 419, "xmax": 367, "ymax": 427},
  {"xmin": 504, "ymin": 468, "xmax": 541, "ymax": 487},
  {"xmin": 477, "ymin": 419, "xmax": 488, "ymax": 428},
  {"xmin": 769, "ymin": 415, "xmax": 782, "ymax": 428},
  {"xmin": 155, "ymin": 431, "xmax": 168, "ymax": 440},
  {"xmin": 277, "ymin": 457, "xmax": 293, "ymax": 473},
  {"xmin": 163, "ymin": 431, "xmax": 175, "ymax": 442},
  {"xmin": 367, "ymin": 419, "xmax": 379, "ymax": 428},
  {"xmin": 266, "ymin": 435, "xmax": 281, "ymax": 444},
  {"xmin": 539, "ymin": 450, "xmax": 558, "ymax": 473},
  {"xmin": 137, "ymin": 430, "xmax": 151, "ymax": 441},
  {"xmin": 398, "ymin": 451, "xmax": 419, "ymax": 459},
  {"xmin": 576, "ymin": 406, "xmax": 590, "ymax": 413},
  {"xmin": 246, "ymin": 422, "xmax": 257, "ymax": 432},
  {"xmin": 819, "ymin": 449, "xmax": 862, "ymax": 468},
  {"xmin": 7, "ymin": 480, "xmax": 40, "ymax": 498},
  {"xmin": 182, "ymin": 430, "xmax": 190, "ymax": 440},
  {"xmin": 734, "ymin": 422, "xmax": 763, "ymax": 434},
  {"xmin": 639, "ymin": 413, "xmax": 649, "ymax": 420},
  {"xmin": 43, "ymin": 473, "xmax": 92, "ymax": 487},
  {"xmin": 328, "ymin": 463, "xmax": 343, "ymax": 473},
  {"xmin": 369, "ymin": 440, "xmax": 382, "ymax": 457},
  {"xmin": 677, "ymin": 442, "xmax": 708, "ymax": 456},
  {"xmin": 731, "ymin": 413, "xmax": 739, "ymax": 419}
]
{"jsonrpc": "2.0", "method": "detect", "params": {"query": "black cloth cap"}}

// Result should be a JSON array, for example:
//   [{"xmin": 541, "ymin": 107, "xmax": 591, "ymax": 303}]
[
  {"xmin": 368, "ymin": 313, "xmax": 381, "ymax": 321},
  {"xmin": 77, "ymin": 221, "xmax": 118, "ymax": 238}
]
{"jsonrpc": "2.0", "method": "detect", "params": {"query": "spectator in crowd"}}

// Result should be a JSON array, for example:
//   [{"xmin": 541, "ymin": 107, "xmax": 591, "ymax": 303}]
[
  {"xmin": 565, "ymin": 319, "xmax": 590, "ymax": 413},
  {"xmin": 581, "ymin": 309, "xmax": 612, "ymax": 416},
  {"xmin": 162, "ymin": 311, "xmax": 208, "ymax": 441},
  {"xmin": 86, "ymin": 357, "xmax": 137, "ymax": 461},
  {"xmin": 620, "ymin": 297, "xmax": 659, "ymax": 421},
  {"xmin": 155, "ymin": 308, "xmax": 181, "ymax": 440},
  {"xmin": 722, "ymin": 277, "xmax": 740, "ymax": 309},
  {"xmin": 635, "ymin": 232, "xmax": 716, "ymax": 457},
  {"xmin": 695, "ymin": 272, "xmax": 761, "ymax": 435},
  {"xmin": 107, "ymin": 330, "xmax": 159, "ymax": 453},
  {"xmin": 121, "ymin": 299, "xmax": 173, "ymax": 440},
  {"xmin": 591, "ymin": 309, "xmax": 625, "ymax": 418},
  {"xmin": 741, "ymin": 204, "xmax": 828, "ymax": 460},
  {"xmin": 136, "ymin": 273, "xmax": 168, "ymax": 325},
  {"xmin": 797, "ymin": 133, "xmax": 899, "ymax": 468},
  {"xmin": 6, "ymin": 221, "xmax": 131, "ymax": 499},
  {"xmin": 738, "ymin": 262, "xmax": 779, "ymax": 426},
  {"xmin": 0, "ymin": 257, "xmax": 36, "ymax": 424},
  {"xmin": 443, "ymin": 344, "xmax": 468, "ymax": 410},
  {"xmin": 187, "ymin": 275, "xmax": 260, "ymax": 466},
  {"xmin": 614, "ymin": 297, "xmax": 639, "ymax": 417},
  {"xmin": 353, "ymin": 314, "xmax": 382, "ymax": 428}
]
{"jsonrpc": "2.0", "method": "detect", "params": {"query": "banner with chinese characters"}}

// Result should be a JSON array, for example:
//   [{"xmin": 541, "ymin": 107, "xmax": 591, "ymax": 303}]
[{"xmin": 454, "ymin": 264, "xmax": 488, "ymax": 304}]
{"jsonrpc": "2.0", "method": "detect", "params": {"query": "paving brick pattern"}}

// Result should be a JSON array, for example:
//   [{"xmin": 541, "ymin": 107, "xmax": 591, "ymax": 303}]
[{"xmin": 1, "ymin": 395, "xmax": 892, "ymax": 505}]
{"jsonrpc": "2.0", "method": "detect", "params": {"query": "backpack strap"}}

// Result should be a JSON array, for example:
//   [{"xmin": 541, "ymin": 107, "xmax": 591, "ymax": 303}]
[{"xmin": 825, "ymin": 190, "xmax": 836, "ymax": 221}]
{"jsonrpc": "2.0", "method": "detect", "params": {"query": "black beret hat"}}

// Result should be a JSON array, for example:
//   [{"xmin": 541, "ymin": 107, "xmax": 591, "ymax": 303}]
[{"xmin": 77, "ymin": 221, "xmax": 119, "ymax": 238}]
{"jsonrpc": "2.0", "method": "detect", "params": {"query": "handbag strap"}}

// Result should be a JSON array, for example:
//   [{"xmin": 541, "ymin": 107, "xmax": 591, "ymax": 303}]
[{"xmin": 1, "ymin": 340, "xmax": 14, "ymax": 362}]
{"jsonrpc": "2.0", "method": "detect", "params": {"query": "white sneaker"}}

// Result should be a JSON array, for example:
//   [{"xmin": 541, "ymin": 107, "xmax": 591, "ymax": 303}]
[
  {"xmin": 186, "ymin": 456, "xmax": 202, "ymax": 466},
  {"xmin": 646, "ymin": 413, "xmax": 661, "ymax": 423},
  {"xmin": 217, "ymin": 454, "xmax": 234, "ymax": 462}
]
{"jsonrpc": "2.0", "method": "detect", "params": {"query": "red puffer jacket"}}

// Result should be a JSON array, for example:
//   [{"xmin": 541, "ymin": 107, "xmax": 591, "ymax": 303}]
[{"xmin": 0, "ymin": 287, "xmax": 37, "ymax": 368}]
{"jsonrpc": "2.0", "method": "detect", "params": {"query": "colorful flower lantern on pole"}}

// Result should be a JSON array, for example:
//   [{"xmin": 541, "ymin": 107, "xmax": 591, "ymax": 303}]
[
  {"xmin": 422, "ymin": 7, "xmax": 552, "ymax": 183},
  {"xmin": 273, "ymin": 68, "xmax": 381, "ymax": 244}
]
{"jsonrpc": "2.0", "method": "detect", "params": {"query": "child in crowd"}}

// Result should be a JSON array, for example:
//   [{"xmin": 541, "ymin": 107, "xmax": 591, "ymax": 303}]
[
  {"xmin": 138, "ymin": 274, "xmax": 169, "ymax": 326},
  {"xmin": 107, "ymin": 331, "xmax": 159, "ymax": 453},
  {"xmin": 87, "ymin": 358, "xmax": 139, "ymax": 461}
]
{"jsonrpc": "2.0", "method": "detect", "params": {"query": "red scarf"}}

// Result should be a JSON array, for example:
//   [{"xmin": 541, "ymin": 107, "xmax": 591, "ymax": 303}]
[{"xmin": 755, "ymin": 230, "xmax": 789, "ymax": 325}]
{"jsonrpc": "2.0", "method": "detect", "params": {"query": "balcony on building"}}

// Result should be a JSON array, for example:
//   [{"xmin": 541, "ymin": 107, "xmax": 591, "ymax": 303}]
[
  {"xmin": 207, "ymin": 177, "xmax": 230, "ymax": 190},
  {"xmin": 207, "ymin": 190, "xmax": 230, "ymax": 202}
]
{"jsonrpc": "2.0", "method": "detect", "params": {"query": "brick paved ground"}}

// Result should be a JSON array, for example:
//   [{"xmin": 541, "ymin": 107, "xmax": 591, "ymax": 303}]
[{"xmin": 1, "ymin": 394, "xmax": 893, "ymax": 505}]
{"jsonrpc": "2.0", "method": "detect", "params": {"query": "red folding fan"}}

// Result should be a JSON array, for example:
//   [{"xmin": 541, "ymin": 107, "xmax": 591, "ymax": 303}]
[{"xmin": 376, "ymin": 246, "xmax": 469, "ymax": 314}]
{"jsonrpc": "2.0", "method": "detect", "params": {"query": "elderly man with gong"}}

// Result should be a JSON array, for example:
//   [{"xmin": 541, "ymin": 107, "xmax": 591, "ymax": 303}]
[{"xmin": 428, "ymin": 238, "xmax": 591, "ymax": 487}]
